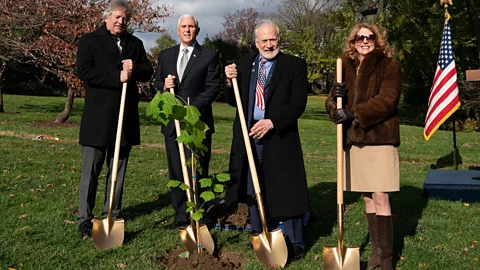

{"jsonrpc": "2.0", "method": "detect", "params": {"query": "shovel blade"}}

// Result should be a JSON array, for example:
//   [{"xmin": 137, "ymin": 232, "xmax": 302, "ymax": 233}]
[
  {"xmin": 250, "ymin": 228, "xmax": 288, "ymax": 268},
  {"xmin": 323, "ymin": 246, "xmax": 360, "ymax": 270},
  {"xmin": 179, "ymin": 225, "xmax": 215, "ymax": 254},
  {"xmin": 92, "ymin": 217, "xmax": 124, "ymax": 251}
]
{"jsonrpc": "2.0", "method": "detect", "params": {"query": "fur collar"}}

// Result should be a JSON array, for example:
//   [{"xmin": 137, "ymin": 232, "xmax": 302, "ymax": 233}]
[{"xmin": 342, "ymin": 49, "xmax": 388, "ymax": 104}]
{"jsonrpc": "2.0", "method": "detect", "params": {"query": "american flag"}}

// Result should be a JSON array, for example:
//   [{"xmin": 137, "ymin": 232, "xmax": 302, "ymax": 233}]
[{"xmin": 424, "ymin": 19, "xmax": 461, "ymax": 140}]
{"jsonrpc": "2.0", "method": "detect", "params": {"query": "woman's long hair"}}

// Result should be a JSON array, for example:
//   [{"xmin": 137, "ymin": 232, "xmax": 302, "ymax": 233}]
[{"xmin": 344, "ymin": 22, "xmax": 393, "ymax": 60}]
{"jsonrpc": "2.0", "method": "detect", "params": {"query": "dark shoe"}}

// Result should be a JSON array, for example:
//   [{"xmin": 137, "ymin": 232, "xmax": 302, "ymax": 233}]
[
  {"xmin": 164, "ymin": 220, "xmax": 189, "ymax": 229},
  {"xmin": 289, "ymin": 246, "xmax": 305, "ymax": 262},
  {"xmin": 78, "ymin": 219, "xmax": 92, "ymax": 238},
  {"xmin": 367, "ymin": 213, "xmax": 381, "ymax": 269}
]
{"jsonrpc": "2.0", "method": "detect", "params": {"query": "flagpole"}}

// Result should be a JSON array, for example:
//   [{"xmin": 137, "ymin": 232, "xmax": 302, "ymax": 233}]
[{"xmin": 452, "ymin": 118, "xmax": 458, "ymax": 170}]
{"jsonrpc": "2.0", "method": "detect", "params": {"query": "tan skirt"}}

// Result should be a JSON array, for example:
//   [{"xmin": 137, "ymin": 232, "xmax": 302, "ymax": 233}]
[{"xmin": 343, "ymin": 145, "xmax": 400, "ymax": 192}]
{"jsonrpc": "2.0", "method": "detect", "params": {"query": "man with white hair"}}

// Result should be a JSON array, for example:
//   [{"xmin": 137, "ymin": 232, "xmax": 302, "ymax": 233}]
[
  {"xmin": 154, "ymin": 14, "xmax": 221, "ymax": 228},
  {"xmin": 224, "ymin": 19, "xmax": 310, "ymax": 262},
  {"xmin": 76, "ymin": 0, "xmax": 153, "ymax": 237}
]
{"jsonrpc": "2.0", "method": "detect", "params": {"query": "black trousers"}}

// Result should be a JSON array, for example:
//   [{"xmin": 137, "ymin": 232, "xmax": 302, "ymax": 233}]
[
  {"xmin": 164, "ymin": 133, "xmax": 212, "ymax": 223},
  {"xmin": 246, "ymin": 137, "xmax": 305, "ymax": 248},
  {"xmin": 78, "ymin": 145, "xmax": 131, "ymax": 225}
]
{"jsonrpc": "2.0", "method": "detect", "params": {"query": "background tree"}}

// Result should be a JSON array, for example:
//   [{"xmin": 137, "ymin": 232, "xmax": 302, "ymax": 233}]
[
  {"xmin": 217, "ymin": 8, "xmax": 264, "ymax": 53},
  {"xmin": 150, "ymin": 33, "xmax": 177, "ymax": 62},
  {"xmin": 0, "ymin": 0, "xmax": 171, "ymax": 122},
  {"xmin": 344, "ymin": 0, "xmax": 479, "ymax": 120},
  {"xmin": 271, "ymin": 0, "xmax": 347, "ymax": 92}
]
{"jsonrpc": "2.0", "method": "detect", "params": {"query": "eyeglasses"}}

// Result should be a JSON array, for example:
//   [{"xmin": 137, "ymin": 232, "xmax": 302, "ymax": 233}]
[{"xmin": 355, "ymin": 34, "xmax": 376, "ymax": 43}]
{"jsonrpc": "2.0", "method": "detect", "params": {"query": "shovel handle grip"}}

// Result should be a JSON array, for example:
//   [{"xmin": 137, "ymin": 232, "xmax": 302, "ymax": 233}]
[{"xmin": 168, "ymin": 75, "xmax": 193, "ymax": 203}]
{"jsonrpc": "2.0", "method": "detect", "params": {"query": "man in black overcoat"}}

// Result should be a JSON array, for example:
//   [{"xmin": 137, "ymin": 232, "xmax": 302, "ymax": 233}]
[
  {"xmin": 224, "ymin": 19, "xmax": 310, "ymax": 261},
  {"xmin": 75, "ymin": 0, "xmax": 153, "ymax": 237},
  {"xmin": 153, "ymin": 14, "xmax": 220, "ymax": 227}
]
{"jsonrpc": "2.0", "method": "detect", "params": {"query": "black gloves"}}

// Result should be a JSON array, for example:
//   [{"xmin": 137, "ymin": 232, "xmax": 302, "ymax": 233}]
[
  {"xmin": 333, "ymin": 108, "xmax": 355, "ymax": 124},
  {"xmin": 332, "ymin": 82, "xmax": 347, "ymax": 98}
]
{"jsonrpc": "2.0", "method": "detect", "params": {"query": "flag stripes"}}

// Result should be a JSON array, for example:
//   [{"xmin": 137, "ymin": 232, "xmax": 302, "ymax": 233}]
[{"xmin": 424, "ymin": 20, "xmax": 460, "ymax": 140}]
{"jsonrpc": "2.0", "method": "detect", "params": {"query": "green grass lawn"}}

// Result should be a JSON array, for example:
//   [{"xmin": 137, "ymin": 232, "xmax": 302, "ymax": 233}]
[{"xmin": 0, "ymin": 94, "xmax": 479, "ymax": 269}]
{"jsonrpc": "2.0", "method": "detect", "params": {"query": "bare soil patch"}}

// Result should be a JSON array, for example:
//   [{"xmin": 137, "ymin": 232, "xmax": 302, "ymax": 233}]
[
  {"xmin": 220, "ymin": 203, "xmax": 249, "ymax": 229},
  {"xmin": 156, "ymin": 247, "xmax": 244, "ymax": 270}
]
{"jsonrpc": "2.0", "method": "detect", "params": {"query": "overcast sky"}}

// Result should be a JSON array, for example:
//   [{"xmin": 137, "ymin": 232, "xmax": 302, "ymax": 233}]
[{"xmin": 134, "ymin": 0, "xmax": 278, "ymax": 52}]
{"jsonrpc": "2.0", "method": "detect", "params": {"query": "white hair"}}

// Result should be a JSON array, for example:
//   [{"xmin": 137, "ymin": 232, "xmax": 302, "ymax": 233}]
[
  {"xmin": 177, "ymin": 14, "xmax": 199, "ymax": 28},
  {"xmin": 254, "ymin": 19, "xmax": 280, "ymax": 42}
]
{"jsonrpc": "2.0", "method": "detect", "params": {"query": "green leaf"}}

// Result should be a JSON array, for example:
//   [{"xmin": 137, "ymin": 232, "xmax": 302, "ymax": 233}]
[
  {"xmin": 192, "ymin": 120, "xmax": 209, "ymax": 141},
  {"xmin": 167, "ymin": 180, "xmax": 181, "ymax": 188},
  {"xmin": 186, "ymin": 207, "xmax": 193, "ymax": 212},
  {"xmin": 191, "ymin": 211, "xmax": 203, "ymax": 221},
  {"xmin": 178, "ymin": 251, "xmax": 190, "ymax": 259},
  {"xmin": 213, "ymin": 184, "xmax": 224, "ymax": 193},
  {"xmin": 184, "ymin": 105, "xmax": 200, "ymax": 125},
  {"xmin": 176, "ymin": 132, "xmax": 195, "ymax": 146},
  {"xmin": 199, "ymin": 178, "xmax": 212, "ymax": 188},
  {"xmin": 186, "ymin": 201, "xmax": 195, "ymax": 208},
  {"xmin": 171, "ymin": 105, "xmax": 186, "ymax": 120},
  {"xmin": 216, "ymin": 173, "xmax": 230, "ymax": 182},
  {"xmin": 179, "ymin": 183, "xmax": 190, "ymax": 191},
  {"xmin": 200, "ymin": 191, "xmax": 215, "ymax": 202},
  {"xmin": 196, "ymin": 162, "xmax": 203, "ymax": 175}
]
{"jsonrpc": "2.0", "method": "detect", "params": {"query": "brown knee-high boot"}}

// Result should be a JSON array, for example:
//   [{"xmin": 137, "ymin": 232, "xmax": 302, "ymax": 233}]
[
  {"xmin": 366, "ymin": 213, "xmax": 381, "ymax": 269},
  {"xmin": 376, "ymin": 215, "xmax": 393, "ymax": 270}
]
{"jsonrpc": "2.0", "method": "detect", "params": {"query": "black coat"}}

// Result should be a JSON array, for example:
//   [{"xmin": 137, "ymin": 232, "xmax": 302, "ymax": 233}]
[
  {"xmin": 153, "ymin": 43, "xmax": 221, "ymax": 136},
  {"xmin": 76, "ymin": 26, "xmax": 153, "ymax": 147},
  {"xmin": 224, "ymin": 52, "xmax": 310, "ymax": 219}
]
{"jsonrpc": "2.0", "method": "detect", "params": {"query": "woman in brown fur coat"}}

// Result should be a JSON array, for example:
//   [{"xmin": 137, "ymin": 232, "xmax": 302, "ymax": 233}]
[{"xmin": 325, "ymin": 22, "xmax": 401, "ymax": 270}]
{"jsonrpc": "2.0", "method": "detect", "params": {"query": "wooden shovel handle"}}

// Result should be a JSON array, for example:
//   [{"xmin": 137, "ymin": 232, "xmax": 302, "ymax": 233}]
[
  {"xmin": 107, "ymin": 82, "xmax": 127, "ymax": 219},
  {"xmin": 336, "ymin": 58, "xmax": 344, "ymax": 205},
  {"xmin": 231, "ymin": 78, "xmax": 269, "ymax": 231},
  {"xmin": 168, "ymin": 75, "xmax": 193, "ymax": 203}
]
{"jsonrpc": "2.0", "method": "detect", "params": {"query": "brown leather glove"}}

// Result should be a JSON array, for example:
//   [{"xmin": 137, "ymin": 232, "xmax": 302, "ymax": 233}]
[
  {"xmin": 333, "ymin": 108, "xmax": 355, "ymax": 124},
  {"xmin": 332, "ymin": 82, "xmax": 347, "ymax": 98}
]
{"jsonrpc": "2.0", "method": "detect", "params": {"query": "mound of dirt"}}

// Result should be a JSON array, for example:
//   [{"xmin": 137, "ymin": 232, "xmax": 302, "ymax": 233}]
[{"xmin": 156, "ymin": 247, "xmax": 243, "ymax": 270}]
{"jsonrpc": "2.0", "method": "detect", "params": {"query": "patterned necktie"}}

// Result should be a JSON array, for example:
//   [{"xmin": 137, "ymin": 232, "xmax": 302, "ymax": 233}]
[
  {"xmin": 178, "ymin": 48, "xmax": 189, "ymax": 82},
  {"xmin": 113, "ymin": 37, "xmax": 122, "ymax": 53},
  {"xmin": 255, "ymin": 58, "xmax": 268, "ymax": 110}
]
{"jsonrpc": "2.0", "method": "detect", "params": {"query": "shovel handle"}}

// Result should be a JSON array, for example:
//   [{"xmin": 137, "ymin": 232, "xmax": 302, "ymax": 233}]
[
  {"xmin": 335, "ymin": 58, "xmax": 345, "ymax": 253},
  {"xmin": 106, "ymin": 82, "xmax": 128, "ymax": 220},
  {"xmin": 336, "ymin": 58, "xmax": 344, "ymax": 205},
  {"xmin": 168, "ymin": 75, "xmax": 193, "ymax": 203},
  {"xmin": 231, "ymin": 78, "xmax": 269, "ymax": 232}
]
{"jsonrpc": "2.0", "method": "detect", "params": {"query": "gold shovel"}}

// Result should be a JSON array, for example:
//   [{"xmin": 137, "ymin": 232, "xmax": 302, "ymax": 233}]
[
  {"xmin": 231, "ymin": 78, "xmax": 288, "ymax": 268},
  {"xmin": 323, "ymin": 58, "xmax": 360, "ymax": 269},
  {"xmin": 168, "ymin": 81, "xmax": 214, "ymax": 254},
  {"xmin": 92, "ymin": 82, "xmax": 127, "ymax": 251}
]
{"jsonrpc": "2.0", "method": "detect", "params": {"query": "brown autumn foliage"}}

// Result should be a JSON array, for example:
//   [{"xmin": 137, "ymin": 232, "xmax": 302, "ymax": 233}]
[{"xmin": 0, "ymin": 0, "xmax": 170, "ymax": 121}]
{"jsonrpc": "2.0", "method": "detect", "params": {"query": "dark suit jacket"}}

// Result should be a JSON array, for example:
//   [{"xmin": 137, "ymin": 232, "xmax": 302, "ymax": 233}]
[
  {"xmin": 224, "ymin": 52, "xmax": 310, "ymax": 219},
  {"xmin": 76, "ymin": 26, "xmax": 153, "ymax": 146},
  {"xmin": 153, "ymin": 43, "xmax": 221, "ymax": 136}
]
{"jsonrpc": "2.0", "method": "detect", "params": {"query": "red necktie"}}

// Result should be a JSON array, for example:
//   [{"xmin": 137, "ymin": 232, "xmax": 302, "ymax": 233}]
[{"xmin": 255, "ymin": 58, "xmax": 267, "ymax": 110}]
